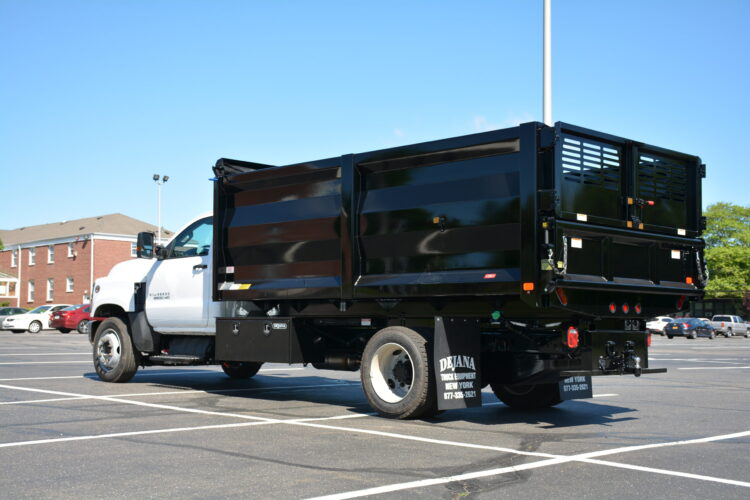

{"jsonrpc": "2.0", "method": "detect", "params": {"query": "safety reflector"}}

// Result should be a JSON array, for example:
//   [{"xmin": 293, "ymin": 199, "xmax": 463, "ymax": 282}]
[
  {"xmin": 555, "ymin": 287, "xmax": 568, "ymax": 306},
  {"xmin": 647, "ymin": 200, "xmax": 655, "ymax": 206},
  {"xmin": 484, "ymin": 273, "xmax": 496, "ymax": 279},
  {"xmin": 622, "ymin": 303, "xmax": 630, "ymax": 314},
  {"xmin": 522, "ymin": 282, "xmax": 535, "ymax": 292},
  {"xmin": 566, "ymin": 326, "xmax": 579, "ymax": 349},
  {"xmin": 677, "ymin": 295, "xmax": 687, "ymax": 310},
  {"xmin": 647, "ymin": 333, "xmax": 652, "ymax": 347},
  {"xmin": 609, "ymin": 302, "xmax": 616, "ymax": 314}
]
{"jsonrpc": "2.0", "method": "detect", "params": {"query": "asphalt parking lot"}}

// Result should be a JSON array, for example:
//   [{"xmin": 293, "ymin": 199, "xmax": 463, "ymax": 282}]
[{"xmin": 0, "ymin": 331, "xmax": 748, "ymax": 499}]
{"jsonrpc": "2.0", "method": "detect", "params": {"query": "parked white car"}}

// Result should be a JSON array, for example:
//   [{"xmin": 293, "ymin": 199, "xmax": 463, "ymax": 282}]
[
  {"xmin": 2, "ymin": 304, "xmax": 72, "ymax": 333},
  {"xmin": 646, "ymin": 316, "xmax": 673, "ymax": 335}
]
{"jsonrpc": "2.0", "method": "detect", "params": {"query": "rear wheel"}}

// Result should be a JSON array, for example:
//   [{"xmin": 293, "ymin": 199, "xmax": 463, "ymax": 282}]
[
  {"xmin": 490, "ymin": 382, "xmax": 562, "ymax": 410},
  {"xmin": 93, "ymin": 317, "xmax": 138, "ymax": 382},
  {"xmin": 727, "ymin": 329, "xmax": 733, "ymax": 337},
  {"xmin": 28, "ymin": 321, "xmax": 42, "ymax": 334},
  {"xmin": 667, "ymin": 335, "xmax": 674, "ymax": 339},
  {"xmin": 58, "ymin": 328, "xmax": 70, "ymax": 334},
  {"xmin": 221, "ymin": 362, "xmax": 263, "ymax": 379},
  {"xmin": 361, "ymin": 326, "xmax": 436, "ymax": 419},
  {"xmin": 77, "ymin": 320, "xmax": 89, "ymax": 334}
]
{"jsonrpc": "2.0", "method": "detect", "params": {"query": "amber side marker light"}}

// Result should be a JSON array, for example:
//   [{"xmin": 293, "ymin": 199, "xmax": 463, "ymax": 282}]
[
  {"xmin": 555, "ymin": 288, "xmax": 568, "ymax": 306},
  {"xmin": 566, "ymin": 326, "xmax": 579, "ymax": 349},
  {"xmin": 685, "ymin": 276, "xmax": 694, "ymax": 284},
  {"xmin": 522, "ymin": 282, "xmax": 535, "ymax": 292}
]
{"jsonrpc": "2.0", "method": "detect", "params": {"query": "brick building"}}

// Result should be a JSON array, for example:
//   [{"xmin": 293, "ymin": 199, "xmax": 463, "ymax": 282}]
[{"xmin": 0, "ymin": 214, "xmax": 172, "ymax": 308}]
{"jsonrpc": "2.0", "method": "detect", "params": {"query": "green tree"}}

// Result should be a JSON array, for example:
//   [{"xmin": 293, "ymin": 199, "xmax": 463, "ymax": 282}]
[{"xmin": 703, "ymin": 202, "xmax": 750, "ymax": 298}]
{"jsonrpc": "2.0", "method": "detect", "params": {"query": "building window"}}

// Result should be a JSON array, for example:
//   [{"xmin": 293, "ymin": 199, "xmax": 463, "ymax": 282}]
[
  {"xmin": 66, "ymin": 277, "xmax": 74, "ymax": 293},
  {"xmin": 11, "ymin": 249, "xmax": 17, "ymax": 267},
  {"xmin": 68, "ymin": 242, "xmax": 74, "ymax": 258},
  {"xmin": 131, "ymin": 242, "xmax": 138, "ymax": 257},
  {"xmin": 29, "ymin": 248, "xmax": 36, "ymax": 266},
  {"xmin": 48, "ymin": 245, "xmax": 55, "ymax": 264},
  {"xmin": 47, "ymin": 278, "xmax": 54, "ymax": 302},
  {"xmin": 28, "ymin": 280, "xmax": 34, "ymax": 302}
]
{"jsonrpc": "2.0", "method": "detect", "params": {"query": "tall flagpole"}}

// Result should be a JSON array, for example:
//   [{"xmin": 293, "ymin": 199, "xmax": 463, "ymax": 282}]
[{"xmin": 543, "ymin": 0, "xmax": 553, "ymax": 126}]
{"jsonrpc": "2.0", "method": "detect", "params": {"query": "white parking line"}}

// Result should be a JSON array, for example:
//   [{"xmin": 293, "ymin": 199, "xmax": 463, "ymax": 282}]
[
  {"xmin": 0, "ymin": 361, "xmax": 92, "ymax": 365},
  {"xmin": 2, "ymin": 381, "xmax": 747, "ymax": 494},
  {"xmin": 308, "ymin": 430, "xmax": 750, "ymax": 499},
  {"xmin": 678, "ymin": 366, "xmax": 750, "ymax": 370},
  {"xmin": 0, "ymin": 353, "xmax": 91, "ymax": 356},
  {"xmin": 0, "ymin": 382, "xmax": 360, "ymax": 406},
  {"xmin": 0, "ymin": 413, "xmax": 371, "ymax": 450},
  {"xmin": 0, "ymin": 367, "xmax": 303, "ymax": 381}
]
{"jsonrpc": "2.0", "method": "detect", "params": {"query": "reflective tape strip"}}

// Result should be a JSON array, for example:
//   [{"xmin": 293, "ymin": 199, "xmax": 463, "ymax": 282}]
[{"xmin": 219, "ymin": 282, "xmax": 233, "ymax": 291}]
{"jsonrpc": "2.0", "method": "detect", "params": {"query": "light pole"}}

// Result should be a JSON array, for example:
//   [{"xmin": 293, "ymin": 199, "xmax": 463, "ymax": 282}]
[
  {"xmin": 153, "ymin": 174, "xmax": 169, "ymax": 243},
  {"xmin": 543, "ymin": 0, "xmax": 552, "ymax": 126}
]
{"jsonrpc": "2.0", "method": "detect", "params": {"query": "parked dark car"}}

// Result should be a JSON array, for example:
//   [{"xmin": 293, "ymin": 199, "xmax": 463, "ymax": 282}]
[
  {"xmin": 0, "ymin": 307, "xmax": 28, "ymax": 329},
  {"xmin": 49, "ymin": 304, "xmax": 100, "ymax": 334},
  {"xmin": 666, "ymin": 318, "xmax": 716, "ymax": 339}
]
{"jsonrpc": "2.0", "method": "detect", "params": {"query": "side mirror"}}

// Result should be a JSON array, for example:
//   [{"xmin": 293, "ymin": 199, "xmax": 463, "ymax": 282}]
[{"xmin": 136, "ymin": 232, "xmax": 155, "ymax": 259}]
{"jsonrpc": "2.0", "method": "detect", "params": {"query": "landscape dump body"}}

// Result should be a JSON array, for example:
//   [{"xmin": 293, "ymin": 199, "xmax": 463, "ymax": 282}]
[{"xmin": 206, "ymin": 121, "xmax": 706, "ymax": 416}]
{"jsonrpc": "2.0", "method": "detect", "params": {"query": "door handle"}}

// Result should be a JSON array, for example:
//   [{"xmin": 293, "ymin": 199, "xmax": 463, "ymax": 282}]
[{"xmin": 193, "ymin": 264, "xmax": 208, "ymax": 270}]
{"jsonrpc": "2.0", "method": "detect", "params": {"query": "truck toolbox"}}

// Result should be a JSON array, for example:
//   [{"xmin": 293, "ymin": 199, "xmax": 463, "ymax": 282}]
[{"xmin": 215, "ymin": 318, "xmax": 304, "ymax": 363}]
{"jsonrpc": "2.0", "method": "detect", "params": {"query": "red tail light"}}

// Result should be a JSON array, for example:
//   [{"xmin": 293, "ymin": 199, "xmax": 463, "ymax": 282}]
[
  {"xmin": 609, "ymin": 303, "xmax": 616, "ymax": 314},
  {"xmin": 682, "ymin": 322, "xmax": 690, "ymax": 329},
  {"xmin": 647, "ymin": 333, "xmax": 652, "ymax": 347},
  {"xmin": 555, "ymin": 288, "xmax": 568, "ymax": 306},
  {"xmin": 634, "ymin": 303, "xmax": 642, "ymax": 314},
  {"xmin": 565, "ymin": 326, "xmax": 579, "ymax": 348},
  {"xmin": 622, "ymin": 303, "xmax": 630, "ymax": 314}
]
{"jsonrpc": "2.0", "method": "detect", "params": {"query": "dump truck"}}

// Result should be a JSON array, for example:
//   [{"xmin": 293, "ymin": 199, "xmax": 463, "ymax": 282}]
[{"xmin": 89, "ymin": 121, "xmax": 706, "ymax": 418}]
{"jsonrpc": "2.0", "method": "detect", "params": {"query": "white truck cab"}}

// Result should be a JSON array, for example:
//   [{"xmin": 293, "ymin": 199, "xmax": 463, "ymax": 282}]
[{"xmin": 91, "ymin": 214, "xmax": 216, "ymax": 336}]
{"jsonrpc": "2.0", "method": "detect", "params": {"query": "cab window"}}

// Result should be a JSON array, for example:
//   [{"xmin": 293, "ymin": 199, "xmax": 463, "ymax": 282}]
[{"xmin": 167, "ymin": 217, "xmax": 213, "ymax": 259}]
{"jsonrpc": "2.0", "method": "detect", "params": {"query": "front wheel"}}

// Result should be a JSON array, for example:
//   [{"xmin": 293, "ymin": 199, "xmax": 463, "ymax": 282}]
[
  {"xmin": 221, "ymin": 362, "xmax": 263, "ymax": 379},
  {"xmin": 28, "ymin": 321, "xmax": 42, "ymax": 334},
  {"xmin": 667, "ymin": 335, "xmax": 674, "ymax": 339},
  {"xmin": 93, "ymin": 317, "xmax": 138, "ymax": 382},
  {"xmin": 77, "ymin": 320, "xmax": 89, "ymax": 334},
  {"xmin": 361, "ymin": 326, "xmax": 436, "ymax": 419},
  {"xmin": 490, "ymin": 382, "xmax": 562, "ymax": 410}
]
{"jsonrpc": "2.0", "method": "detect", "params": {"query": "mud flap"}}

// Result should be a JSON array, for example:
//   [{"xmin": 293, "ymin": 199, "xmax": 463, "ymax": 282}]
[
  {"xmin": 433, "ymin": 317, "xmax": 482, "ymax": 410},
  {"xmin": 558, "ymin": 375, "xmax": 593, "ymax": 400}
]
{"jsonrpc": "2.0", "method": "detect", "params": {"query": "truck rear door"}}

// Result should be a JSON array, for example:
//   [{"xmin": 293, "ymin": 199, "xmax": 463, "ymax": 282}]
[{"xmin": 554, "ymin": 123, "xmax": 703, "ymax": 237}]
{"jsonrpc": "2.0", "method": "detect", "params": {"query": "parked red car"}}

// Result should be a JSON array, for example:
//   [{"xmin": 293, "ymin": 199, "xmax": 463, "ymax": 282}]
[{"xmin": 49, "ymin": 304, "xmax": 101, "ymax": 334}]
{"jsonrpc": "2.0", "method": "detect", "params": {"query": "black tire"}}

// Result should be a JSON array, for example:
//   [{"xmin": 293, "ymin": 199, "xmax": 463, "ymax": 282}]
[
  {"xmin": 28, "ymin": 321, "xmax": 42, "ymax": 334},
  {"xmin": 709, "ymin": 332, "xmax": 715, "ymax": 339},
  {"xmin": 667, "ymin": 335, "xmax": 674, "ymax": 339},
  {"xmin": 58, "ymin": 328, "xmax": 71, "ymax": 334},
  {"xmin": 77, "ymin": 320, "xmax": 89, "ymax": 334},
  {"xmin": 727, "ymin": 329, "xmax": 733, "ymax": 337},
  {"xmin": 361, "ymin": 326, "xmax": 436, "ymax": 419},
  {"xmin": 92, "ymin": 317, "xmax": 139, "ymax": 383},
  {"xmin": 490, "ymin": 382, "xmax": 562, "ymax": 410},
  {"xmin": 11, "ymin": 330, "xmax": 24, "ymax": 334},
  {"xmin": 221, "ymin": 361, "xmax": 263, "ymax": 379},
  {"xmin": 689, "ymin": 332, "xmax": 697, "ymax": 339}
]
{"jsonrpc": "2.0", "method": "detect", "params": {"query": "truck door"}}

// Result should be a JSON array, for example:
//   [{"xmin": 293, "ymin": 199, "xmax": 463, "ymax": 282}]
[{"xmin": 146, "ymin": 217, "xmax": 212, "ymax": 332}]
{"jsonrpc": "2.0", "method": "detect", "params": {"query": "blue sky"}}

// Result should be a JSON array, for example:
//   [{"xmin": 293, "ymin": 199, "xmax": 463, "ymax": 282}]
[{"xmin": 1, "ymin": 0, "xmax": 748, "ymax": 234}]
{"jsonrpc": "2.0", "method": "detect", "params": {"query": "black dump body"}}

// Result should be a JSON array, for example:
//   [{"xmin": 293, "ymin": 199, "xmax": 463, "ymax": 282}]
[{"xmin": 212, "ymin": 121, "xmax": 705, "ymax": 323}]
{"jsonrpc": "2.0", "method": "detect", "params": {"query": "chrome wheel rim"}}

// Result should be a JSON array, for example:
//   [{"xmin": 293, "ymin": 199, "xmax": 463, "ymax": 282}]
[
  {"xmin": 369, "ymin": 342, "xmax": 414, "ymax": 403},
  {"xmin": 96, "ymin": 329, "xmax": 122, "ymax": 372}
]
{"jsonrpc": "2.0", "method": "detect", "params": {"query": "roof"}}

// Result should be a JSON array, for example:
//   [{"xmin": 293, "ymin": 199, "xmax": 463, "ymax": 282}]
[{"xmin": 0, "ymin": 213, "xmax": 173, "ymax": 247}]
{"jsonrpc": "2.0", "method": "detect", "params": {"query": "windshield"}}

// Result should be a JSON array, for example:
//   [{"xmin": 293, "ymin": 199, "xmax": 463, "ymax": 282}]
[{"xmin": 28, "ymin": 306, "xmax": 52, "ymax": 314}]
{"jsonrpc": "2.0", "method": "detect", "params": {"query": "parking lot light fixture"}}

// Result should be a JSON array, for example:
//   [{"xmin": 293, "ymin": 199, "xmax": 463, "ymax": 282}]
[{"xmin": 153, "ymin": 174, "xmax": 169, "ymax": 243}]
